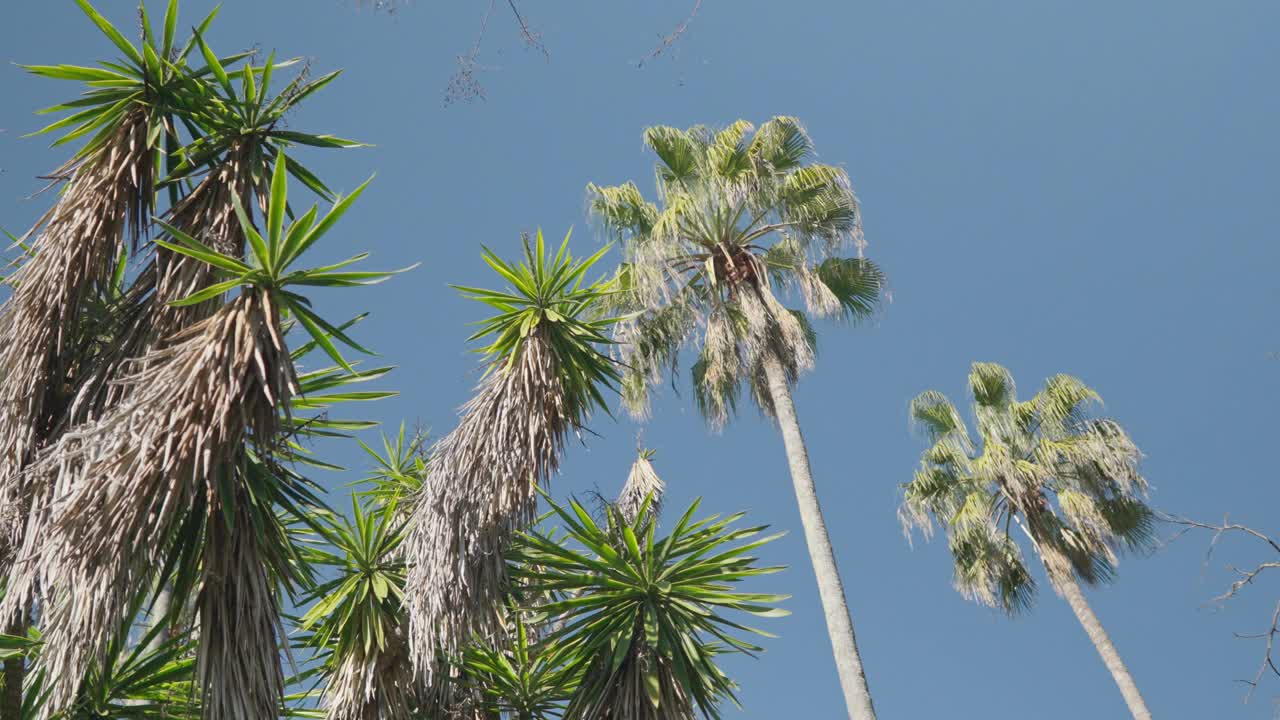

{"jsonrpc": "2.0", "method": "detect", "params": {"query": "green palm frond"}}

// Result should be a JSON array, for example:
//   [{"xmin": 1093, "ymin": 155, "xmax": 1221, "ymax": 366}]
[
  {"xmin": 154, "ymin": 152, "xmax": 409, "ymax": 372},
  {"xmin": 904, "ymin": 363, "xmax": 1156, "ymax": 614},
  {"xmin": 300, "ymin": 496, "xmax": 416, "ymax": 720},
  {"xmin": 461, "ymin": 609, "xmax": 575, "ymax": 719},
  {"xmin": 169, "ymin": 44, "xmax": 362, "ymax": 201},
  {"xmin": 587, "ymin": 117, "xmax": 882, "ymax": 423},
  {"xmin": 23, "ymin": 0, "xmax": 239, "ymax": 161}
]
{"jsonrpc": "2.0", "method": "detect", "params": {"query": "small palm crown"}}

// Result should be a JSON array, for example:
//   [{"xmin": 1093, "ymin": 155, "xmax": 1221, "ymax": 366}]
[
  {"xmin": 588, "ymin": 118, "xmax": 885, "ymax": 427},
  {"xmin": 903, "ymin": 362, "xmax": 1156, "ymax": 613},
  {"xmin": 453, "ymin": 228, "xmax": 621, "ymax": 426}
]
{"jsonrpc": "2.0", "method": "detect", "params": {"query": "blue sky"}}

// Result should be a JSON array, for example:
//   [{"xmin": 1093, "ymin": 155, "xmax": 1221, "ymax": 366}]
[{"xmin": 3, "ymin": 1, "xmax": 1278, "ymax": 717}]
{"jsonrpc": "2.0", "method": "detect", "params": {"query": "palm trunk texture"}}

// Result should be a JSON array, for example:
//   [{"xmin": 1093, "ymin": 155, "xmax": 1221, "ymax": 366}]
[
  {"xmin": 761, "ymin": 354, "xmax": 877, "ymax": 720},
  {"xmin": 1057, "ymin": 573, "xmax": 1153, "ymax": 719}
]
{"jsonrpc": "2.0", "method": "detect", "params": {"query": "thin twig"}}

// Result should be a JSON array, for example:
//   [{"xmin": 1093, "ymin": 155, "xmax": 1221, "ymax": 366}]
[
  {"xmin": 638, "ymin": 0, "xmax": 703, "ymax": 68},
  {"xmin": 506, "ymin": 0, "xmax": 548, "ymax": 59},
  {"xmin": 1165, "ymin": 513, "xmax": 1280, "ymax": 702}
]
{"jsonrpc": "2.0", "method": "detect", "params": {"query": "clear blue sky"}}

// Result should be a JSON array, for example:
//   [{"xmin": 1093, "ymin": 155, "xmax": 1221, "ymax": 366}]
[{"xmin": 3, "ymin": 1, "xmax": 1278, "ymax": 717}]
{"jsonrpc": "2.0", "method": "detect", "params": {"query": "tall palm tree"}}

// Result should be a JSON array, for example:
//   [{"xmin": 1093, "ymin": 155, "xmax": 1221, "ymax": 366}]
[
  {"xmin": 903, "ymin": 362, "xmax": 1156, "ymax": 719},
  {"xmin": 403, "ymin": 231, "xmax": 619, "ymax": 685},
  {"xmin": 587, "ymin": 117, "xmax": 885, "ymax": 719}
]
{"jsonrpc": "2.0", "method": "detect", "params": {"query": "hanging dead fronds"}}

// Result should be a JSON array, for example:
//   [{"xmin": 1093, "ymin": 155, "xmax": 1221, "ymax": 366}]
[
  {"xmin": 404, "ymin": 231, "xmax": 618, "ymax": 684},
  {"xmin": 407, "ymin": 330, "xmax": 570, "ymax": 680},
  {"xmin": 196, "ymin": 494, "xmax": 287, "ymax": 719},
  {"xmin": 0, "ymin": 109, "xmax": 152, "ymax": 562},
  {"xmin": 1, "ymin": 292, "xmax": 293, "ymax": 718},
  {"xmin": 616, "ymin": 450, "xmax": 665, "ymax": 526}
]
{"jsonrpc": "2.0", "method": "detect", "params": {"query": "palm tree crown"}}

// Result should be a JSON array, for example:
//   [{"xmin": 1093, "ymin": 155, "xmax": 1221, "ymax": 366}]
[
  {"xmin": 903, "ymin": 362, "xmax": 1156, "ymax": 611},
  {"xmin": 588, "ymin": 117, "xmax": 884, "ymax": 426}
]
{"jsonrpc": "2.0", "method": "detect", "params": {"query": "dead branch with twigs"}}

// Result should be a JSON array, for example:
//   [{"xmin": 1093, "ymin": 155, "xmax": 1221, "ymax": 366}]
[
  {"xmin": 638, "ymin": 0, "xmax": 703, "ymax": 68},
  {"xmin": 1165, "ymin": 513, "xmax": 1280, "ymax": 703}
]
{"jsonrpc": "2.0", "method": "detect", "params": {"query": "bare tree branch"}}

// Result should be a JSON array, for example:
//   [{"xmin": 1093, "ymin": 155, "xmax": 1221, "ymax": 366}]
[
  {"xmin": 445, "ymin": 0, "xmax": 497, "ymax": 106},
  {"xmin": 505, "ymin": 0, "xmax": 548, "ymax": 59},
  {"xmin": 1165, "ymin": 513, "xmax": 1280, "ymax": 703},
  {"xmin": 638, "ymin": 0, "xmax": 703, "ymax": 68}
]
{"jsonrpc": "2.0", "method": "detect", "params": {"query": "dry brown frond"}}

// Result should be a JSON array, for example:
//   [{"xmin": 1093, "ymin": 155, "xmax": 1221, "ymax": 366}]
[
  {"xmin": 2, "ymin": 293, "xmax": 294, "ymax": 719},
  {"xmin": 68, "ymin": 146, "xmax": 254, "ymax": 427},
  {"xmin": 0, "ymin": 111, "xmax": 153, "ymax": 566},
  {"xmin": 325, "ymin": 623, "xmax": 418, "ymax": 720},
  {"xmin": 617, "ymin": 454, "xmax": 665, "ymax": 526},
  {"xmin": 404, "ymin": 330, "xmax": 570, "ymax": 683},
  {"xmin": 197, "ymin": 496, "xmax": 287, "ymax": 720}
]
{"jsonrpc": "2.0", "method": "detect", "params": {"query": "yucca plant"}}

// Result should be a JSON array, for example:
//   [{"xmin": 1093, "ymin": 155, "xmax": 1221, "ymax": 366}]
[
  {"xmin": 512, "ymin": 491, "xmax": 789, "ymax": 719},
  {"xmin": 0, "ymin": 0, "xmax": 237, "ymax": 584},
  {"xmin": 301, "ymin": 497, "xmax": 416, "ymax": 720},
  {"xmin": 4, "ymin": 155, "xmax": 393, "ymax": 719},
  {"xmin": 587, "ymin": 117, "xmax": 884, "ymax": 719},
  {"xmin": 403, "ymin": 230, "xmax": 619, "ymax": 683},
  {"xmin": 903, "ymin": 362, "xmax": 1156, "ymax": 719},
  {"xmin": 460, "ymin": 605, "xmax": 576, "ymax": 720},
  {"xmin": 71, "ymin": 41, "xmax": 360, "ymax": 427}
]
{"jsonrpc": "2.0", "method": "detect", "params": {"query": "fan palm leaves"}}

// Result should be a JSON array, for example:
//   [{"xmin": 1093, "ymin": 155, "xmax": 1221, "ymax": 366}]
[
  {"xmin": 588, "ymin": 118, "xmax": 882, "ymax": 425},
  {"xmin": 0, "ymin": 0, "xmax": 235, "ymax": 569},
  {"xmin": 403, "ymin": 230, "xmax": 619, "ymax": 683},
  {"xmin": 587, "ymin": 118, "xmax": 884, "ymax": 718},
  {"xmin": 903, "ymin": 362, "xmax": 1155, "ymax": 719},
  {"xmin": 512, "ymin": 492, "xmax": 788, "ymax": 719},
  {"xmin": 4, "ymin": 155, "xmax": 394, "ymax": 719}
]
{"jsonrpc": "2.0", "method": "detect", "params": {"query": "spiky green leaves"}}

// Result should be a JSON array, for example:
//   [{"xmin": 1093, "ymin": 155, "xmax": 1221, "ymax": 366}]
[
  {"xmin": 903, "ymin": 363, "xmax": 1155, "ymax": 614},
  {"xmin": 155, "ymin": 153, "xmax": 406, "ymax": 372},
  {"xmin": 25, "ymin": 0, "xmax": 237, "ymax": 159},
  {"xmin": 173, "ymin": 43, "xmax": 362, "ymax": 200},
  {"xmin": 462, "ymin": 611, "xmax": 577, "ymax": 719},
  {"xmin": 301, "ymin": 499, "xmax": 406, "ymax": 659},
  {"xmin": 512, "ymin": 496, "xmax": 788, "ymax": 719},
  {"xmin": 454, "ymin": 229, "xmax": 620, "ymax": 423}
]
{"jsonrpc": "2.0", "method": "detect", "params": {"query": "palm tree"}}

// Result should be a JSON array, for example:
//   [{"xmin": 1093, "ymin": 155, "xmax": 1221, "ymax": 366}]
[
  {"xmin": 403, "ymin": 231, "xmax": 619, "ymax": 684},
  {"xmin": 903, "ymin": 362, "xmax": 1156, "ymax": 719},
  {"xmin": 0, "ymin": 3, "xmax": 242, "ymax": 708},
  {"xmin": 302, "ymin": 496, "xmax": 418, "ymax": 720},
  {"xmin": 587, "ymin": 117, "xmax": 885, "ymax": 719}
]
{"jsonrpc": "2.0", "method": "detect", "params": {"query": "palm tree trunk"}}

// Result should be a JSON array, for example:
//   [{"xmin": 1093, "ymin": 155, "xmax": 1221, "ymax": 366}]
[
  {"xmin": 1055, "ymin": 573, "xmax": 1152, "ymax": 720},
  {"xmin": 761, "ymin": 355, "xmax": 876, "ymax": 720}
]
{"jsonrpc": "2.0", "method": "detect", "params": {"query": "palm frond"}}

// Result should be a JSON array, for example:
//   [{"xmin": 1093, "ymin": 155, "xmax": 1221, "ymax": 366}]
[{"xmin": 586, "ymin": 117, "xmax": 874, "ymax": 428}]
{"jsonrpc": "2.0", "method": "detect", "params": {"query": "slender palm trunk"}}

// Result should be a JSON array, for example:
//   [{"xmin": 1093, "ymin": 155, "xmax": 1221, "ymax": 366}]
[
  {"xmin": 1056, "ymin": 573, "xmax": 1152, "ymax": 719},
  {"xmin": 761, "ymin": 355, "xmax": 876, "ymax": 720}
]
